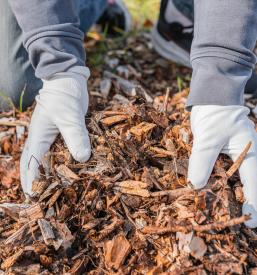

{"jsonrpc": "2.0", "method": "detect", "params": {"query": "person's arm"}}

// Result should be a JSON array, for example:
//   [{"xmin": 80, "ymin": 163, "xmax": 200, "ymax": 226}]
[
  {"xmin": 8, "ymin": 0, "xmax": 86, "ymax": 78},
  {"xmin": 187, "ymin": 0, "xmax": 257, "ymax": 228},
  {"xmin": 7, "ymin": 0, "xmax": 91, "ymax": 198}
]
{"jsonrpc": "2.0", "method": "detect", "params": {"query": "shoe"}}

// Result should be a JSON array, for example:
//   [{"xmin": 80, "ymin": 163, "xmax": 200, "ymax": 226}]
[
  {"xmin": 97, "ymin": 0, "xmax": 132, "ymax": 36},
  {"xmin": 151, "ymin": 0, "xmax": 193, "ymax": 67},
  {"xmin": 245, "ymin": 72, "xmax": 257, "ymax": 96}
]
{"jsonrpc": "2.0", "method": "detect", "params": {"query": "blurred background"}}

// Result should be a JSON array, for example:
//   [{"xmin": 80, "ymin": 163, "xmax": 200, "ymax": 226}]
[{"xmin": 124, "ymin": 0, "xmax": 160, "ymax": 27}]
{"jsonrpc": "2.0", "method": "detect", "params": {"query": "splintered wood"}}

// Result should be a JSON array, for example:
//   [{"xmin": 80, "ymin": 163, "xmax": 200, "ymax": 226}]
[{"xmin": 1, "ymin": 31, "xmax": 257, "ymax": 275}]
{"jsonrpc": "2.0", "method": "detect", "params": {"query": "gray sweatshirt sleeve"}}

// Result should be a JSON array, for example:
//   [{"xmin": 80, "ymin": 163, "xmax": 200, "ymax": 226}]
[
  {"xmin": 7, "ymin": 0, "xmax": 86, "ymax": 80},
  {"xmin": 186, "ymin": 0, "xmax": 257, "ymax": 108}
]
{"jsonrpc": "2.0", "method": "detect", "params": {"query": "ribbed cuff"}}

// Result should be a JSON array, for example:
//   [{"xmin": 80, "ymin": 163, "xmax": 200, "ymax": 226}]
[{"xmin": 186, "ymin": 56, "xmax": 254, "ymax": 109}]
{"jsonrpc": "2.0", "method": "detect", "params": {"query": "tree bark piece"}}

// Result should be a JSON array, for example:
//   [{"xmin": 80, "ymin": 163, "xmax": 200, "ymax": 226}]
[
  {"xmin": 56, "ymin": 164, "xmax": 80, "ymax": 185},
  {"xmin": 38, "ymin": 219, "xmax": 55, "ymax": 246},
  {"xmin": 0, "ymin": 203, "xmax": 30, "ymax": 220},
  {"xmin": 114, "ymin": 180, "xmax": 150, "ymax": 198},
  {"xmin": 101, "ymin": 115, "xmax": 130, "ymax": 127},
  {"xmin": 19, "ymin": 203, "xmax": 44, "ymax": 223},
  {"xmin": 5, "ymin": 220, "xmax": 37, "ymax": 245},
  {"xmin": 104, "ymin": 234, "xmax": 131, "ymax": 270},
  {"xmin": 129, "ymin": 122, "xmax": 156, "ymax": 141},
  {"xmin": 104, "ymin": 71, "xmax": 137, "ymax": 97},
  {"xmin": 1, "ymin": 248, "xmax": 24, "ymax": 269},
  {"xmin": 53, "ymin": 221, "xmax": 74, "ymax": 250}
]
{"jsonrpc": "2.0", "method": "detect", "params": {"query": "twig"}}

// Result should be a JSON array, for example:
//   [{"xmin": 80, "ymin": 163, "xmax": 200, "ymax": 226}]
[
  {"xmin": 141, "ymin": 215, "xmax": 249, "ymax": 234},
  {"xmin": 150, "ymin": 187, "xmax": 194, "ymax": 199},
  {"xmin": 0, "ymin": 120, "xmax": 28, "ymax": 127},
  {"xmin": 160, "ymin": 87, "xmax": 171, "ymax": 113},
  {"xmin": 226, "ymin": 142, "xmax": 252, "ymax": 178},
  {"xmin": 162, "ymin": 88, "xmax": 170, "ymax": 112}
]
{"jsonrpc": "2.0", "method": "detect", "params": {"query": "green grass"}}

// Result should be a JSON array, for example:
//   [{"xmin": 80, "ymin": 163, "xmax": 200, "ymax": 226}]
[
  {"xmin": 0, "ymin": 91, "xmax": 15, "ymax": 111},
  {"xmin": 124, "ymin": 0, "xmax": 160, "ymax": 27},
  {"xmin": 19, "ymin": 85, "xmax": 26, "ymax": 113},
  {"xmin": 177, "ymin": 76, "xmax": 183, "ymax": 92},
  {"xmin": 87, "ymin": 0, "xmax": 161, "ymax": 67}
]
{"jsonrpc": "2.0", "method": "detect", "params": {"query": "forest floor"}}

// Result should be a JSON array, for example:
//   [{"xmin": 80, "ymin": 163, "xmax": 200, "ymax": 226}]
[{"xmin": 1, "ymin": 29, "xmax": 257, "ymax": 275}]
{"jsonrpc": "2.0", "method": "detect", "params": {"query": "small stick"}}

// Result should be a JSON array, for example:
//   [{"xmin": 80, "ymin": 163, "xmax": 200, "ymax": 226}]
[
  {"xmin": 0, "ymin": 120, "xmax": 28, "ymax": 127},
  {"xmin": 226, "ymin": 142, "xmax": 252, "ymax": 178},
  {"xmin": 160, "ymin": 87, "xmax": 171, "ymax": 113},
  {"xmin": 193, "ymin": 215, "xmax": 249, "ymax": 232},
  {"xmin": 150, "ymin": 187, "xmax": 193, "ymax": 199},
  {"xmin": 141, "ymin": 215, "xmax": 249, "ymax": 234}
]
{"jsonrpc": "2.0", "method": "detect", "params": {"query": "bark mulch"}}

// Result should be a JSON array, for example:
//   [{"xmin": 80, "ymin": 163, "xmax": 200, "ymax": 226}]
[{"xmin": 0, "ymin": 31, "xmax": 257, "ymax": 275}]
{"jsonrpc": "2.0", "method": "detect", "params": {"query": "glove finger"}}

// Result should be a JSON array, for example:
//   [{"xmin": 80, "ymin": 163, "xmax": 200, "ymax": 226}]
[
  {"xmin": 188, "ymin": 145, "xmax": 222, "ymax": 189},
  {"xmin": 236, "ymin": 148, "xmax": 257, "ymax": 228},
  {"xmin": 58, "ymin": 117, "xmax": 91, "ymax": 163},
  {"xmin": 20, "ymin": 140, "xmax": 29, "ymax": 199},
  {"xmin": 243, "ymin": 202, "xmax": 257, "ymax": 228},
  {"xmin": 20, "ymin": 106, "xmax": 59, "ymax": 197}
]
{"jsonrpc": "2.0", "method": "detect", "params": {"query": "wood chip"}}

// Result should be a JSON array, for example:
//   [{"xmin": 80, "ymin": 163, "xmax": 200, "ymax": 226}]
[
  {"xmin": 38, "ymin": 219, "xmax": 55, "ymax": 246},
  {"xmin": 54, "ymin": 221, "xmax": 74, "ymax": 250},
  {"xmin": 56, "ymin": 164, "xmax": 80, "ymax": 185},
  {"xmin": 1, "ymin": 248, "xmax": 24, "ymax": 269},
  {"xmin": 19, "ymin": 203, "xmax": 44, "ymax": 223},
  {"xmin": 104, "ymin": 234, "xmax": 131, "ymax": 270},
  {"xmin": 0, "ymin": 203, "xmax": 30, "ymax": 220},
  {"xmin": 101, "ymin": 114, "xmax": 129, "ymax": 126},
  {"xmin": 47, "ymin": 188, "xmax": 63, "ymax": 208},
  {"xmin": 130, "ymin": 122, "xmax": 156, "ymax": 141},
  {"xmin": 149, "ymin": 146, "xmax": 175, "ymax": 157},
  {"xmin": 114, "ymin": 180, "xmax": 151, "ymax": 198},
  {"xmin": 5, "ymin": 220, "xmax": 37, "ymax": 245}
]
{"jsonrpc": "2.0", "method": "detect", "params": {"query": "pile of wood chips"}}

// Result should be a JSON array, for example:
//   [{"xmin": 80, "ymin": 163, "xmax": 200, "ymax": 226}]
[{"xmin": 1, "ymin": 32, "xmax": 257, "ymax": 275}]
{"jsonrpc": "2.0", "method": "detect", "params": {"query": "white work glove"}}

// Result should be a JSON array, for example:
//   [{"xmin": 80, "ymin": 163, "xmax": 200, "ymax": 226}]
[
  {"xmin": 188, "ymin": 105, "xmax": 257, "ymax": 228},
  {"xmin": 20, "ymin": 66, "xmax": 91, "ymax": 198}
]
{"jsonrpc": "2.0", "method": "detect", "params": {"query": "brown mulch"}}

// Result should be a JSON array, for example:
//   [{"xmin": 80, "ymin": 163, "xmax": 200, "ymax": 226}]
[{"xmin": 1, "ymin": 31, "xmax": 257, "ymax": 275}]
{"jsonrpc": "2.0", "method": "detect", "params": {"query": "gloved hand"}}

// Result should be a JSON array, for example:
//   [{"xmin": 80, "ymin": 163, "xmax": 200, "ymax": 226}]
[
  {"xmin": 20, "ymin": 66, "xmax": 91, "ymax": 198},
  {"xmin": 188, "ymin": 105, "xmax": 257, "ymax": 228}
]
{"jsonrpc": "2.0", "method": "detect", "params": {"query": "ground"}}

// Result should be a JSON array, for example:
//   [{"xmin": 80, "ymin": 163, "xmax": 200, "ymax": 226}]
[{"xmin": 1, "ymin": 24, "xmax": 257, "ymax": 275}]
